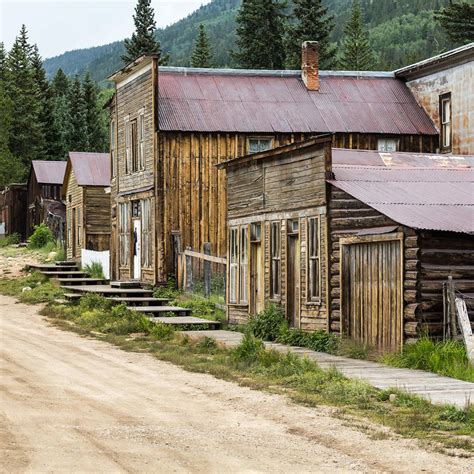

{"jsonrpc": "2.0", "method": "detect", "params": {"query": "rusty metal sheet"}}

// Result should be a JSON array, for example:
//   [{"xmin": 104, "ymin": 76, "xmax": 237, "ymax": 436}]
[
  {"xmin": 32, "ymin": 160, "xmax": 67, "ymax": 185},
  {"xmin": 157, "ymin": 70, "xmax": 438, "ymax": 135},
  {"xmin": 329, "ymin": 164, "xmax": 474, "ymax": 233},
  {"xmin": 69, "ymin": 152, "xmax": 110, "ymax": 187}
]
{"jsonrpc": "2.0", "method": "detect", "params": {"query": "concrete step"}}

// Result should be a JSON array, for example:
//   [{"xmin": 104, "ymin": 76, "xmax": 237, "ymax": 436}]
[
  {"xmin": 64, "ymin": 293, "xmax": 82, "ymax": 301},
  {"xmin": 58, "ymin": 278, "xmax": 106, "ymax": 286},
  {"xmin": 62, "ymin": 285, "xmax": 154, "ymax": 297},
  {"xmin": 129, "ymin": 306, "xmax": 191, "ymax": 316},
  {"xmin": 149, "ymin": 315, "xmax": 220, "ymax": 329}
]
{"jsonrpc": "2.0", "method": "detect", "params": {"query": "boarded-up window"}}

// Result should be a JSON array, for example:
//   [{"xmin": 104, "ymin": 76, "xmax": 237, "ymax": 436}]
[
  {"xmin": 229, "ymin": 227, "xmax": 238, "ymax": 304},
  {"xmin": 141, "ymin": 199, "xmax": 152, "ymax": 268},
  {"xmin": 124, "ymin": 117, "xmax": 131, "ymax": 174},
  {"xmin": 308, "ymin": 217, "xmax": 320, "ymax": 301},
  {"xmin": 119, "ymin": 202, "xmax": 130, "ymax": 267},
  {"xmin": 270, "ymin": 221, "xmax": 281, "ymax": 298},
  {"xmin": 440, "ymin": 93, "xmax": 452, "ymax": 152},
  {"xmin": 111, "ymin": 119, "xmax": 116, "ymax": 177},
  {"xmin": 139, "ymin": 110, "xmax": 145, "ymax": 170},
  {"xmin": 131, "ymin": 119, "xmax": 138, "ymax": 172},
  {"xmin": 239, "ymin": 226, "xmax": 249, "ymax": 303}
]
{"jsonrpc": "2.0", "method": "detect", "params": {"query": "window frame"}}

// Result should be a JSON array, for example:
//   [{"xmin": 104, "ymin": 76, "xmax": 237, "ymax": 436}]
[
  {"xmin": 141, "ymin": 199, "xmax": 152, "ymax": 268},
  {"xmin": 248, "ymin": 137, "xmax": 273, "ymax": 154},
  {"xmin": 229, "ymin": 227, "xmax": 239, "ymax": 304},
  {"xmin": 307, "ymin": 216, "xmax": 321, "ymax": 304},
  {"xmin": 131, "ymin": 118, "xmax": 138, "ymax": 172},
  {"xmin": 439, "ymin": 92, "xmax": 452, "ymax": 153},
  {"xmin": 124, "ymin": 116, "xmax": 131, "ymax": 174},
  {"xmin": 119, "ymin": 202, "xmax": 130, "ymax": 267},
  {"xmin": 239, "ymin": 226, "xmax": 249, "ymax": 303},
  {"xmin": 270, "ymin": 221, "xmax": 281, "ymax": 300},
  {"xmin": 377, "ymin": 138, "xmax": 398, "ymax": 152},
  {"xmin": 138, "ymin": 108, "xmax": 145, "ymax": 170},
  {"xmin": 110, "ymin": 118, "xmax": 116, "ymax": 178}
]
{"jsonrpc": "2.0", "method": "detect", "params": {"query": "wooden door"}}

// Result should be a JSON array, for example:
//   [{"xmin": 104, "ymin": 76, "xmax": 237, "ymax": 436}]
[
  {"xmin": 287, "ymin": 234, "xmax": 300, "ymax": 328},
  {"xmin": 250, "ymin": 242, "xmax": 264, "ymax": 315},
  {"xmin": 341, "ymin": 236, "xmax": 403, "ymax": 352},
  {"xmin": 133, "ymin": 219, "xmax": 141, "ymax": 280}
]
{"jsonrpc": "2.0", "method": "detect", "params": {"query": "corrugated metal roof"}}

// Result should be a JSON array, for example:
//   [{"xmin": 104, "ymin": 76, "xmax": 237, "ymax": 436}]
[
  {"xmin": 158, "ymin": 70, "xmax": 438, "ymax": 135},
  {"xmin": 333, "ymin": 149, "xmax": 474, "ymax": 168},
  {"xmin": 330, "ymin": 165, "xmax": 474, "ymax": 234},
  {"xmin": 69, "ymin": 152, "xmax": 110, "ymax": 187},
  {"xmin": 31, "ymin": 160, "xmax": 67, "ymax": 185}
]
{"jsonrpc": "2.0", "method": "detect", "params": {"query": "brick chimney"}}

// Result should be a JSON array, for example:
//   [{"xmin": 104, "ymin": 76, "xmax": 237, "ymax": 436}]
[{"xmin": 301, "ymin": 41, "xmax": 320, "ymax": 91}]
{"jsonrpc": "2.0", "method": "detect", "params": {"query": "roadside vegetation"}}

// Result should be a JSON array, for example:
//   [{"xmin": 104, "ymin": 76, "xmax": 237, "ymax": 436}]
[{"xmin": 82, "ymin": 261, "xmax": 105, "ymax": 279}]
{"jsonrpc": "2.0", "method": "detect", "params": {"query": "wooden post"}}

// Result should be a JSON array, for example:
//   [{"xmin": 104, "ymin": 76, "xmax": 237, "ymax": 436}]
[
  {"xmin": 447, "ymin": 276, "xmax": 458, "ymax": 338},
  {"xmin": 455, "ymin": 298, "xmax": 474, "ymax": 364},
  {"xmin": 172, "ymin": 232, "xmax": 181, "ymax": 289},
  {"xmin": 204, "ymin": 242, "xmax": 211, "ymax": 297},
  {"xmin": 185, "ymin": 246, "xmax": 193, "ymax": 293}
]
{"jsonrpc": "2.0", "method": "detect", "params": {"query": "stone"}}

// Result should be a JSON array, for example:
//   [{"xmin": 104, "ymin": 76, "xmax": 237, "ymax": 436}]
[
  {"xmin": 22, "ymin": 287, "xmax": 32, "ymax": 293},
  {"xmin": 389, "ymin": 393, "xmax": 397, "ymax": 403}
]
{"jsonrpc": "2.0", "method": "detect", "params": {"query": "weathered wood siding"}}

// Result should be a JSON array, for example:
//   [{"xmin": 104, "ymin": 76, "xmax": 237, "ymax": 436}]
[
  {"xmin": 0, "ymin": 185, "xmax": 27, "ymax": 240},
  {"xmin": 64, "ymin": 169, "xmax": 84, "ymax": 260},
  {"xmin": 83, "ymin": 187, "xmax": 111, "ymax": 251}
]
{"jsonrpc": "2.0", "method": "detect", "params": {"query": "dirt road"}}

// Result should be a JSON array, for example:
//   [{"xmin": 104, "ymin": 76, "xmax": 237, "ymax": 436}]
[{"xmin": 0, "ymin": 295, "xmax": 472, "ymax": 473}]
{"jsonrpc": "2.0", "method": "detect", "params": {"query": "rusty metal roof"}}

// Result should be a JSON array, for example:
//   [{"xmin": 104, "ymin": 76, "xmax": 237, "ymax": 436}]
[
  {"xmin": 333, "ymin": 148, "xmax": 474, "ymax": 168},
  {"xmin": 31, "ymin": 160, "xmax": 67, "ymax": 185},
  {"xmin": 330, "ymin": 164, "xmax": 474, "ymax": 234},
  {"xmin": 68, "ymin": 152, "xmax": 110, "ymax": 187},
  {"xmin": 157, "ymin": 69, "xmax": 437, "ymax": 135}
]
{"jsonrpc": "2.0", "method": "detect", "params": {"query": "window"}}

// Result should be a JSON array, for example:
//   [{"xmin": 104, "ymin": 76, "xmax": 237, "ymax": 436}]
[
  {"xmin": 270, "ymin": 221, "xmax": 281, "ymax": 298},
  {"xmin": 138, "ymin": 110, "xmax": 145, "ymax": 170},
  {"xmin": 377, "ymin": 138, "xmax": 397, "ymax": 152},
  {"xmin": 239, "ymin": 227, "xmax": 249, "ymax": 303},
  {"xmin": 132, "ymin": 200, "xmax": 141, "ymax": 218},
  {"xmin": 248, "ymin": 138, "xmax": 273, "ymax": 154},
  {"xmin": 124, "ymin": 117, "xmax": 131, "ymax": 174},
  {"xmin": 131, "ymin": 119, "xmax": 138, "ymax": 172},
  {"xmin": 288, "ymin": 219, "xmax": 299, "ymax": 234},
  {"xmin": 119, "ymin": 202, "xmax": 130, "ymax": 266},
  {"xmin": 111, "ymin": 119, "xmax": 116, "ymax": 177},
  {"xmin": 307, "ymin": 217, "xmax": 320, "ymax": 302},
  {"xmin": 229, "ymin": 228, "xmax": 238, "ymax": 303},
  {"xmin": 76, "ymin": 207, "xmax": 81, "ymax": 247},
  {"xmin": 440, "ymin": 93, "xmax": 452, "ymax": 152},
  {"xmin": 141, "ymin": 199, "xmax": 152, "ymax": 268},
  {"xmin": 67, "ymin": 211, "xmax": 71, "ymax": 248},
  {"xmin": 251, "ymin": 222, "xmax": 261, "ymax": 242}
]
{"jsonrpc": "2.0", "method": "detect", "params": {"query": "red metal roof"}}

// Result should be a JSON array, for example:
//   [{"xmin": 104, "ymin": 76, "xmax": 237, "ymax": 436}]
[
  {"xmin": 31, "ymin": 160, "xmax": 67, "ymax": 185},
  {"xmin": 68, "ymin": 152, "xmax": 110, "ymax": 187},
  {"xmin": 330, "ymin": 164, "xmax": 474, "ymax": 233},
  {"xmin": 158, "ymin": 70, "xmax": 438, "ymax": 135}
]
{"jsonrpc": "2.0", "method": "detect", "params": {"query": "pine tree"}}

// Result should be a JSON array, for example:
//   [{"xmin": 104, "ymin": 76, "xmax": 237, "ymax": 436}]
[
  {"xmin": 0, "ymin": 42, "xmax": 7, "ymax": 82},
  {"xmin": 233, "ymin": 0, "xmax": 287, "ymax": 69},
  {"xmin": 435, "ymin": 1, "xmax": 474, "ymax": 44},
  {"xmin": 50, "ymin": 94, "xmax": 72, "ymax": 159},
  {"xmin": 5, "ymin": 25, "xmax": 45, "ymax": 167},
  {"xmin": 51, "ymin": 68, "xmax": 70, "ymax": 97},
  {"xmin": 286, "ymin": 0, "xmax": 336, "ymax": 69},
  {"xmin": 340, "ymin": 0, "xmax": 374, "ymax": 71},
  {"xmin": 68, "ymin": 75, "xmax": 89, "ymax": 151},
  {"xmin": 122, "ymin": 0, "xmax": 169, "ymax": 65},
  {"xmin": 83, "ymin": 72, "xmax": 103, "ymax": 151},
  {"xmin": 191, "ymin": 24, "xmax": 214, "ymax": 68}
]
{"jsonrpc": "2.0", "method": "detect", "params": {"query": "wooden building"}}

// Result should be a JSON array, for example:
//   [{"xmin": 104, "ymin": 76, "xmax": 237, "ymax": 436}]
[
  {"xmin": 220, "ymin": 140, "xmax": 474, "ymax": 352},
  {"xmin": 396, "ymin": 43, "xmax": 474, "ymax": 155},
  {"xmin": 107, "ymin": 42, "xmax": 438, "ymax": 284},
  {"xmin": 26, "ymin": 160, "xmax": 67, "ymax": 241},
  {"xmin": 0, "ymin": 184, "xmax": 27, "ymax": 241},
  {"xmin": 63, "ymin": 152, "xmax": 111, "ymax": 260}
]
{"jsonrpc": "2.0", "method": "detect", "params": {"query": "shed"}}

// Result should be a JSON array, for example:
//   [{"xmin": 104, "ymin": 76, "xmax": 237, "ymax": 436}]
[
  {"xmin": 63, "ymin": 152, "xmax": 111, "ymax": 260},
  {"xmin": 27, "ymin": 160, "xmax": 67, "ymax": 240},
  {"xmin": 0, "ymin": 184, "xmax": 27, "ymax": 240}
]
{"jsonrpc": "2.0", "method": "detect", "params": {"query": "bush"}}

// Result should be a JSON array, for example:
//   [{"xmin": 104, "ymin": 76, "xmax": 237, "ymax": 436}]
[
  {"xmin": 83, "ymin": 262, "xmax": 105, "ymax": 279},
  {"xmin": 29, "ymin": 223, "xmax": 54, "ymax": 248},
  {"xmin": 232, "ymin": 330, "xmax": 265, "ymax": 365},
  {"xmin": 383, "ymin": 337, "xmax": 474, "ymax": 382},
  {"xmin": 0, "ymin": 233, "xmax": 20, "ymax": 247},
  {"xmin": 154, "ymin": 278, "xmax": 181, "ymax": 300},
  {"xmin": 248, "ymin": 304, "xmax": 287, "ymax": 341}
]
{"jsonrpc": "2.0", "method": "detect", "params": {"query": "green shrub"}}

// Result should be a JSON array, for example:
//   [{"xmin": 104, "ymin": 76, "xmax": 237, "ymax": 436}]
[
  {"xmin": 0, "ymin": 233, "xmax": 20, "ymax": 247},
  {"xmin": 337, "ymin": 338, "xmax": 374, "ymax": 360},
  {"xmin": 232, "ymin": 330, "xmax": 265, "ymax": 365},
  {"xmin": 248, "ymin": 304, "xmax": 287, "ymax": 341},
  {"xmin": 83, "ymin": 262, "xmax": 105, "ymax": 279},
  {"xmin": 29, "ymin": 223, "xmax": 54, "ymax": 248},
  {"xmin": 383, "ymin": 337, "xmax": 474, "ymax": 382},
  {"xmin": 154, "ymin": 278, "xmax": 181, "ymax": 300}
]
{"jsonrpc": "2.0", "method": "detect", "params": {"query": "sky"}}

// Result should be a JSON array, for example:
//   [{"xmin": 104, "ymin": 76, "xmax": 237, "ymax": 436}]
[{"xmin": 0, "ymin": 0, "xmax": 210, "ymax": 59}]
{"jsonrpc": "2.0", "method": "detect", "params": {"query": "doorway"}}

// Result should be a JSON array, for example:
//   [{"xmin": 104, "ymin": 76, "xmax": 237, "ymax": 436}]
[
  {"xmin": 250, "ymin": 223, "xmax": 264, "ymax": 315},
  {"xmin": 287, "ymin": 221, "xmax": 300, "ymax": 328},
  {"xmin": 133, "ymin": 219, "xmax": 141, "ymax": 280}
]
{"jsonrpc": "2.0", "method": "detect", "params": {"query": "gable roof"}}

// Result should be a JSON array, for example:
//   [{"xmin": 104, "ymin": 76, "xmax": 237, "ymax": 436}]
[
  {"xmin": 330, "ymin": 163, "xmax": 474, "ymax": 234},
  {"xmin": 157, "ymin": 68, "xmax": 438, "ymax": 136},
  {"xmin": 67, "ymin": 152, "xmax": 110, "ymax": 187},
  {"xmin": 31, "ymin": 160, "xmax": 67, "ymax": 185}
]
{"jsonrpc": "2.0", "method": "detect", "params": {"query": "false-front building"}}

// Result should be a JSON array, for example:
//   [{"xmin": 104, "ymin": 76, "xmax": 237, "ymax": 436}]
[
  {"xmin": 63, "ymin": 152, "xmax": 111, "ymax": 260},
  {"xmin": 220, "ymin": 139, "xmax": 474, "ymax": 352},
  {"xmin": 107, "ymin": 42, "xmax": 439, "ymax": 285},
  {"xmin": 26, "ymin": 160, "xmax": 67, "ymax": 242}
]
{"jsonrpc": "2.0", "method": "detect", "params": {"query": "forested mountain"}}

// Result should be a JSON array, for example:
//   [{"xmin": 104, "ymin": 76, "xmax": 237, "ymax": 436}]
[{"xmin": 43, "ymin": 0, "xmax": 456, "ymax": 83}]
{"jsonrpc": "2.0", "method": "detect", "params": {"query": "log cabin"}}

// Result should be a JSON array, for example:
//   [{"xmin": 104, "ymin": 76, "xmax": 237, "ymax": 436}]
[
  {"xmin": 219, "ymin": 139, "xmax": 474, "ymax": 352},
  {"xmin": 107, "ymin": 42, "xmax": 439, "ymax": 285},
  {"xmin": 26, "ymin": 160, "xmax": 67, "ymax": 241},
  {"xmin": 62, "ymin": 152, "xmax": 111, "ymax": 260},
  {"xmin": 396, "ymin": 42, "xmax": 474, "ymax": 155},
  {"xmin": 0, "ymin": 184, "xmax": 27, "ymax": 241}
]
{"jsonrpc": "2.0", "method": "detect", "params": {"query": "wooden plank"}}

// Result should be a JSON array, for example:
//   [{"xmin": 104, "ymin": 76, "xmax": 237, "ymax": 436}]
[
  {"xmin": 455, "ymin": 297, "xmax": 474, "ymax": 364},
  {"xmin": 183, "ymin": 249, "xmax": 226, "ymax": 264}
]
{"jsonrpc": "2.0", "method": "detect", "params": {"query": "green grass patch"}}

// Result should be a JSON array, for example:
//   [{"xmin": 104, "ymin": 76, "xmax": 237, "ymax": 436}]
[
  {"xmin": 0, "ymin": 233, "xmax": 21, "ymax": 247},
  {"xmin": 82, "ymin": 261, "xmax": 105, "ymax": 279},
  {"xmin": 383, "ymin": 337, "xmax": 474, "ymax": 383},
  {"xmin": 0, "ymin": 271, "xmax": 64, "ymax": 304}
]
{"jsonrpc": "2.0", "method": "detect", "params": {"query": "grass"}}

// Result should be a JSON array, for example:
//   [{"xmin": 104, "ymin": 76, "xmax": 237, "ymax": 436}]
[
  {"xmin": 0, "ymin": 233, "xmax": 20, "ymax": 247},
  {"xmin": 82, "ymin": 261, "xmax": 105, "ymax": 279},
  {"xmin": 383, "ymin": 337, "xmax": 474, "ymax": 383},
  {"xmin": 38, "ymin": 297, "xmax": 474, "ymax": 454}
]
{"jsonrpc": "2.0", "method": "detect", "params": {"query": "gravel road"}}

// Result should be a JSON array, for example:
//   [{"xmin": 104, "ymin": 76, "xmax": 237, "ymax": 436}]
[{"xmin": 0, "ymin": 294, "xmax": 472, "ymax": 473}]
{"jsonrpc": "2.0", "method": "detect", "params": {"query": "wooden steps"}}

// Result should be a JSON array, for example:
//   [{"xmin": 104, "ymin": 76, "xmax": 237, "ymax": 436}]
[
  {"xmin": 58, "ymin": 278, "xmax": 106, "ymax": 286},
  {"xmin": 129, "ymin": 306, "xmax": 191, "ymax": 316},
  {"xmin": 29, "ymin": 262, "xmax": 78, "ymax": 272},
  {"xmin": 63, "ymin": 285, "xmax": 154, "ymax": 297},
  {"xmin": 110, "ymin": 296, "xmax": 170, "ymax": 306},
  {"xmin": 43, "ymin": 271, "xmax": 88, "ymax": 278},
  {"xmin": 149, "ymin": 316, "xmax": 221, "ymax": 329}
]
